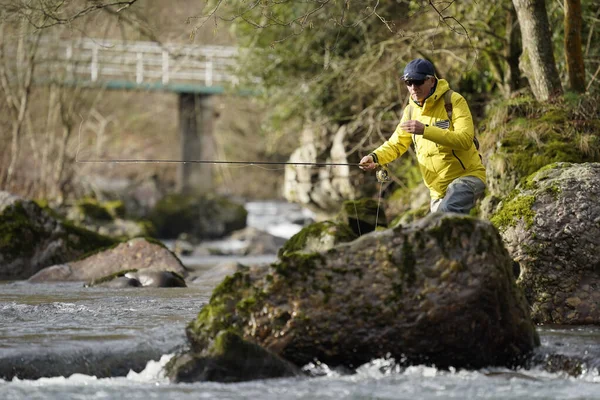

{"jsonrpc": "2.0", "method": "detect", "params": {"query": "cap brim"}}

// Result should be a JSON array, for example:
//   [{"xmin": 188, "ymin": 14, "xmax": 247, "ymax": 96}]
[{"xmin": 402, "ymin": 72, "xmax": 428, "ymax": 81}]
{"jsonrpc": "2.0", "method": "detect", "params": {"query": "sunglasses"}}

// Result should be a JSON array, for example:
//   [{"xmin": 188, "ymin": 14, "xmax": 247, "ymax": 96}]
[{"xmin": 404, "ymin": 79, "xmax": 426, "ymax": 87}]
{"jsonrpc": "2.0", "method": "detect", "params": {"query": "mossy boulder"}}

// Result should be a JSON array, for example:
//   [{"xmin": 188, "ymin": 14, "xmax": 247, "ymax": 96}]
[
  {"xmin": 491, "ymin": 162, "xmax": 600, "ymax": 324},
  {"xmin": 0, "ymin": 191, "xmax": 117, "ymax": 280},
  {"xmin": 149, "ymin": 193, "xmax": 247, "ymax": 239},
  {"xmin": 337, "ymin": 198, "xmax": 387, "ymax": 236},
  {"xmin": 177, "ymin": 213, "xmax": 538, "ymax": 378},
  {"xmin": 166, "ymin": 330, "xmax": 300, "ymax": 382},
  {"xmin": 53, "ymin": 198, "xmax": 155, "ymax": 240},
  {"xmin": 29, "ymin": 237, "xmax": 187, "ymax": 282},
  {"xmin": 278, "ymin": 221, "xmax": 357, "ymax": 257}
]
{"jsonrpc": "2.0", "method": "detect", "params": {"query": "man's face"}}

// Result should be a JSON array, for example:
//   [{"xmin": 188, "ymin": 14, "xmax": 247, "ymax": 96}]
[{"xmin": 406, "ymin": 76, "xmax": 436, "ymax": 102}]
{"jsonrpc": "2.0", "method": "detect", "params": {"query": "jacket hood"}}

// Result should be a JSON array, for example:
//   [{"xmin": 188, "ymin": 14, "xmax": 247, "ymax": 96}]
[{"xmin": 421, "ymin": 78, "xmax": 450, "ymax": 116}]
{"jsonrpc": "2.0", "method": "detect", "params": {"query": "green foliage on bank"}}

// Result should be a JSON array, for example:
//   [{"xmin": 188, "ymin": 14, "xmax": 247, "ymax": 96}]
[{"xmin": 481, "ymin": 93, "xmax": 600, "ymax": 198}]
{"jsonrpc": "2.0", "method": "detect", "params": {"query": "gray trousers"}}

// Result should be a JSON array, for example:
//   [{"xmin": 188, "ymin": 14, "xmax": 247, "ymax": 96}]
[{"xmin": 430, "ymin": 176, "xmax": 486, "ymax": 214}]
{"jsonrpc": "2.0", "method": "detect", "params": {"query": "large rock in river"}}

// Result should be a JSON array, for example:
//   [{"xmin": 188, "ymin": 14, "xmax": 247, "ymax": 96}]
[
  {"xmin": 149, "ymin": 193, "xmax": 247, "ymax": 240},
  {"xmin": 176, "ymin": 212, "xmax": 538, "ymax": 379},
  {"xmin": 29, "ymin": 237, "xmax": 186, "ymax": 282},
  {"xmin": 0, "ymin": 191, "xmax": 117, "ymax": 280},
  {"xmin": 491, "ymin": 162, "xmax": 600, "ymax": 324}
]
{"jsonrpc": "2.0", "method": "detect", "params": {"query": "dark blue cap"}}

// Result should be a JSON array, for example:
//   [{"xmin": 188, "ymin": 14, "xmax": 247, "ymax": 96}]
[{"xmin": 402, "ymin": 58, "xmax": 435, "ymax": 81}]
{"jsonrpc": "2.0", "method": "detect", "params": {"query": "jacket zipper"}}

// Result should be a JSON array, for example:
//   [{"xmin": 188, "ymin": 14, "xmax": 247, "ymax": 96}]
[{"xmin": 452, "ymin": 150, "xmax": 466, "ymax": 169}]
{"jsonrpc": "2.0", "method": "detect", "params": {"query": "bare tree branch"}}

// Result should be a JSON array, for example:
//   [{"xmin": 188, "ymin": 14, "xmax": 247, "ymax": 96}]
[{"xmin": 2, "ymin": 0, "xmax": 139, "ymax": 30}]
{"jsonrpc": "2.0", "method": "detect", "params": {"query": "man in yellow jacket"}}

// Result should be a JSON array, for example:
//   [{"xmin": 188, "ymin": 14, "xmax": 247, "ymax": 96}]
[{"xmin": 360, "ymin": 58, "xmax": 486, "ymax": 214}]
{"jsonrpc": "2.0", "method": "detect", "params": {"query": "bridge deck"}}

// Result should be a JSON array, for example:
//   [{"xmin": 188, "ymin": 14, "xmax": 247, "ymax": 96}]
[{"xmin": 33, "ymin": 38, "xmax": 243, "ymax": 94}]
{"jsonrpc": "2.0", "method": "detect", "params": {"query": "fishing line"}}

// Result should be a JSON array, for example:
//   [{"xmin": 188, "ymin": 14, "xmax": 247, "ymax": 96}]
[{"xmin": 375, "ymin": 181, "xmax": 384, "ymax": 230}]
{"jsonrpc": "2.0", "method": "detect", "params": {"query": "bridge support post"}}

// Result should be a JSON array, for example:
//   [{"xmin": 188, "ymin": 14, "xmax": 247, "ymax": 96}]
[{"xmin": 177, "ymin": 93, "xmax": 215, "ymax": 195}]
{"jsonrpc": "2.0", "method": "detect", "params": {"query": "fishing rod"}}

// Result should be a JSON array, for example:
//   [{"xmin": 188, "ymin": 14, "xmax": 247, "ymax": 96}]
[
  {"xmin": 76, "ymin": 159, "xmax": 360, "ymax": 167},
  {"xmin": 76, "ymin": 158, "xmax": 392, "ymax": 182}
]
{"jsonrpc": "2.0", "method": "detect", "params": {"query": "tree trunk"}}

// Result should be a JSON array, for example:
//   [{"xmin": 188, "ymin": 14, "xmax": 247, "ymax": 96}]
[
  {"xmin": 564, "ymin": 0, "xmax": 586, "ymax": 92},
  {"xmin": 512, "ymin": 0, "xmax": 563, "ymax": 100},
  {"xmin": 505, "ymin": 5, "xmax": 523, "ymax": 93}
]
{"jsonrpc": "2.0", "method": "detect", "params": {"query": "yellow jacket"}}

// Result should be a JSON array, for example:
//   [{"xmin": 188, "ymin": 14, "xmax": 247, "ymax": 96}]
[{"xmin": 373, "ymin": 79, "xmax": 486, "ymax": 199}]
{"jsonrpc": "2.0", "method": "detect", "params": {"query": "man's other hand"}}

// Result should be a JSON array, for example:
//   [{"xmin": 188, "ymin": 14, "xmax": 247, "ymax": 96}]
[{"xmin": 400, "ymin": 120, "xmax": 425, "ymax": 135}]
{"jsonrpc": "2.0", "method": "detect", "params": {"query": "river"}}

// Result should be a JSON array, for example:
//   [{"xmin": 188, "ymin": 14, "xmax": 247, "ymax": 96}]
[{"xmin": 1, "ymin": 201, "xmax": 599, "ymax": 399}]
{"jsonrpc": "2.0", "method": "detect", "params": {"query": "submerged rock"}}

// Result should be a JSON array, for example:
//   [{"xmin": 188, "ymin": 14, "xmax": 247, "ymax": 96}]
[
  {"xmin": 29, "ymin": 237, "xmax": 187, "ymax": 282},
  {"xmin": 88, "ymin": 270, "xmax": 187, "ymax": 288},
  {"xmin": 173, "ymin": 213, "xmax": 538, "ymax": 382},
  {"xmin": 0, "ymin": 191, "xmax": 117, "ymax": 280},
  {"xmin": 491, "ymin": 162, "xmax": 600, "ymax": 324},
  {"xmin": 166, "ymin": 330, "xmax": 300, "ymax": 382}
]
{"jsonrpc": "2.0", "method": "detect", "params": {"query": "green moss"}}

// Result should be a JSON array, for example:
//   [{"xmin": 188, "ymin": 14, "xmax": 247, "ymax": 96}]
[
  {"xmin": 539, "ymin": 109, "xmax": 567, "ymax": 124},
  {"xmin": 506, "ymin": 134, "xmax": 582, "ymax": 180},
  {"xmin": 0, "ymin": 202, "xmax": 46, "ymax": 259},
  {"xmin": 211, "ymin": 329, "xmax": 243, "ymax": 355},
  {"xmin": 0, "ymin": 200, "xmax": 118, "ymax": 270},
  {"xmin": 63, "ymin": 222, "xmax": 120, "ymax": 259},
  {"xmin": 490, "ymin": 195, "xmax": 536, "ymax": 231},
  {"xmin": 274, "ymin": 252, "xmax": 325, "ymax": 278},
  {"xmin": 76, "ymin": 198, "xmax": 114, "ymax": 221},
  {"xmin": 186, "ymin": 269, "xmax": 266, "ymax": 351},
  {"xmin": 278, "ymin": 221, "xmax": 356, "ymax": 257},
  {"xmin": 236, "ymin": 296, "xmax": 257, "ymax": 313},
  {"xmin": 544, "ymin": 185, "xmax": 561, "ymax": 200},
  {"xmin": 211, "ymin": 271, "xmax": 251, "ymax": 299},
  {"xmin": 522, "ymin": 162, "xmax": 568, "ymax": 190},
  {"xmin": 105, "ymin": 200, "xmax": 126, "ymax": 219}
]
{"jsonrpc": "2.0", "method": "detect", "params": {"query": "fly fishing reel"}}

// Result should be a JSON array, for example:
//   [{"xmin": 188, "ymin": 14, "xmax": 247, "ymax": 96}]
[{"xmin": 376, "ymin": 165, "xmax": 391, "ymax": 183}]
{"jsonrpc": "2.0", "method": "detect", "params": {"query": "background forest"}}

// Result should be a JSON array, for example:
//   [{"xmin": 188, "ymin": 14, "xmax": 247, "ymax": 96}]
[{"xmin": 0, "ymin": 0, "xmax": 599, "ymax": 221}]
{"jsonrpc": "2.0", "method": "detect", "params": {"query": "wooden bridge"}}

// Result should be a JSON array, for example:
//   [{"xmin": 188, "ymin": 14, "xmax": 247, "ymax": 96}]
[
  {"xmin": 35, "ymin": 38, "xmax": 249, "ymax": 193},
  {"xmin": 36, "ymin": 38, "xmax": 242, "ymax": 94}
]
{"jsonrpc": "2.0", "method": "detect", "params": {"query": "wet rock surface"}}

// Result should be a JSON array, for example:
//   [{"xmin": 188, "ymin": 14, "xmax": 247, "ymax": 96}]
[
  {"xmin": 29, "ymin": 238, "xmax": 187, "ymax": 282},
  {"xmin": 89, "ymin": 270, "xmax": 187, "ymax": 288}
]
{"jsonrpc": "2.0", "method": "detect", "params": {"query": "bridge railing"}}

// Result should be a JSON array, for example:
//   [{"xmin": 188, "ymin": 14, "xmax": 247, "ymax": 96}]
[{"xmin": 33, "ymin": 38, "xmax": 241, "ymax": 89}]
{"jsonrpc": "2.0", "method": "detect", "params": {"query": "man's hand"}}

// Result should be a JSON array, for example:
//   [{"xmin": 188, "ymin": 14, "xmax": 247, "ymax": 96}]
[
  {"xmin": 359, "ymin": 155, "xmax": 377, "ymax": 171},
  {"xmin": 400, "ymin": 120, "xmax": 425, "ymax": 135}
]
